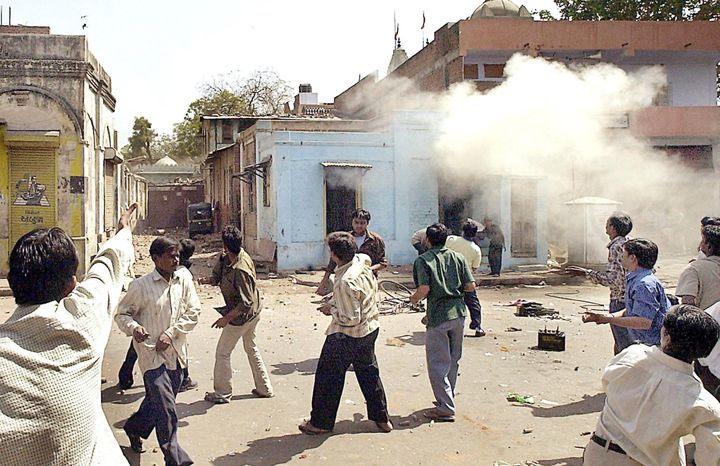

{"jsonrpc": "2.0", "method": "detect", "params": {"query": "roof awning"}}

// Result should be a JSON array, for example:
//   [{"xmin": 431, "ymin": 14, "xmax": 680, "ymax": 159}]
[
  {"xmin": 321, "ymin": 161, "xmax": 372, "ymax": 169},
  {"xmin": 233, "ymin": 156, "xmax": 272, "ymax": 184}
]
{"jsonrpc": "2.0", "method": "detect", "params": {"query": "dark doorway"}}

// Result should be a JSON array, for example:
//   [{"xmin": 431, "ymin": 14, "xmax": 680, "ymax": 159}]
[
  {"xmin": 326, "ymin": 184, "xmax": 356, "ymax": 235},
  {"xmin": 510, "ymin": 178, "xmax": 537, "ymax": 257},
  {"xmin": 439, "ymin": 190, "xmax": 472, "ymax": 235}
]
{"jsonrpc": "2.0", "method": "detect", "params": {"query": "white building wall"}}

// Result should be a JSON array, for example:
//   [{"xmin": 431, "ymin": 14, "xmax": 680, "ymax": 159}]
[{"xmin": 664, "ymin": 62, "xmax": 717, "ymax": 106}]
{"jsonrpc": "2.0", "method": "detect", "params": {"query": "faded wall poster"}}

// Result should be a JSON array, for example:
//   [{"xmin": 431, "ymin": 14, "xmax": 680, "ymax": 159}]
[{"xmin": 9, "ymin": 149, "xmax": 57, "ymax": 246}]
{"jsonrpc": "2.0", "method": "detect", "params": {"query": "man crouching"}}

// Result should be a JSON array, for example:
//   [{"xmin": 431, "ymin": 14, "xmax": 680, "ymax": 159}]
[
  {"xmin": 584, "ymin": 304, "xmax": 720, "ymax": 465},
  {"xmin": 299, "ymin": 232, "xmax": 392, "ymax": 434}
]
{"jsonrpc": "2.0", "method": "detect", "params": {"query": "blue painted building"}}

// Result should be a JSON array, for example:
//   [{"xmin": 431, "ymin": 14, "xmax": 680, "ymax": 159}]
[{"xmin": 204, "ymin": 112, "xmax": 547, "ymax": 271}]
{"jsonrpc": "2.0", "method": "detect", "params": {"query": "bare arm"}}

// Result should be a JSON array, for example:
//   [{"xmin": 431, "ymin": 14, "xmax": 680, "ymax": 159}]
[
  {"xmin": 583, "ymin": 309, "xmax": 652, "ymax": 330},
  {"xmin": 410, "ymin": 285, "xmax": 430, "ymax": 304},
  {"xmin": 680, "ymin": 295, "xmax": 697, "ymax": 305}
]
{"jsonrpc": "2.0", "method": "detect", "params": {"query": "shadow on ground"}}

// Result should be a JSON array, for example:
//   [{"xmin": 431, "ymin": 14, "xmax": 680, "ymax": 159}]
[
  {"xmin": 101, "ymin": 385, "xmax": 145, "ymax": 405},
  {"xmin": 526, "ymin": 393, "xmax": 605, "ymax": 418},
  {"xmin": 211, "ymin": 409, "xmax": 432, "ymax": 466},
  {"xmin": 271, "ymin": 358, "xmax": 318, "ymax": 376},
  {"xmin": 388, "ymin": 331, "xmax": 425, "ymax": 347},
  {"xmin": 533, "ymin": 456, "xmax": 583, "ymax": 465}
]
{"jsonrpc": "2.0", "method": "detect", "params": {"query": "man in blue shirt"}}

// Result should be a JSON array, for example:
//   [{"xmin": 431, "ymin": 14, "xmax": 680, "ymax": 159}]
[{"xmin": 583, "ymin": 238, "xmax": 669, "ymax": 347}]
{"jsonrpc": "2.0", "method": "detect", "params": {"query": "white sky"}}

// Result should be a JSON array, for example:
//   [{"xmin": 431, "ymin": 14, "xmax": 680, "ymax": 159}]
[{"xmin": 11, "ymin": 0, "xmax": 559, "ymax": 142}]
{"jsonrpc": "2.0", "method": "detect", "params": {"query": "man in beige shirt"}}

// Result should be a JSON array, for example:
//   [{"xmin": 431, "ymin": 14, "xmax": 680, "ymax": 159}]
[
  {"xmin": 446, "ymin": 222, "xmax": 485, "ymax": 336},
  {"xmin": 299, "ymin": 232, "xmax": 392, "ymax": 435},
  {"xmin": 676, "ymin": 225, "xmax": 720, "ymax": 310},
  {"xmin": 0, "ymin": 205, "xmax": 136, "ymax": 466},
  {"xmin": 584, "ymin": 304, "xmax": 720, "ymax": 465},
  {"xmin": 115, "ymin": 237, "xmax": 200, "ymax": 466}
]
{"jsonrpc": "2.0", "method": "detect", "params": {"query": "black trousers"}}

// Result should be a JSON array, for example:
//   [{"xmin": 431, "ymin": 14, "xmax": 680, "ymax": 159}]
[
  {"xmin": 310, "ymin": 329, "xmax": 389, "ymax": 430},
  {"xmin": 488, "ymin": 245, "xmax": 503, "ymax": 275},
  {"xmin": 119, "ymin": 342, "xmax": 189, "ymax": 387},
  {"xmin": 118, "ymin": 341, "xmax": 138, "ymax": 387},
  {"xmin": 124, "ymin": 364, "xmax": 193, "ymax": 466},
  {"xmin": 464, "ymin": 291, "xmax": 482, "ymax": 329}
]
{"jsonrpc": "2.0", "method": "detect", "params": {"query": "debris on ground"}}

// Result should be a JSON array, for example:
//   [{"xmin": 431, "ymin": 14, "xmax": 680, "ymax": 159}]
[
  {"xmin": 506, "ymin": 393, "xmax": 535, "ymax": 405},
  {"xmin": 516, "ymin": 301, "xmax": 558, "ymax": 317},
  {"xmin": 506, "ymin": 327, "xmax": 522, "ymax": 332},
  {"xmin": 386, "ymin": 338, "xmax": 406, "ymax": 347}
]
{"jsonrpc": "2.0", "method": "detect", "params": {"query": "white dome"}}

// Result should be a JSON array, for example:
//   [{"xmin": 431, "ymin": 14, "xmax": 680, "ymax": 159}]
[
  {"xmin": 154, "ymin": 156, "xmax": 178, "ymax": 166},
  {"xmin": 471, "ymin": 0, "xmax": 532, "ymax": 19}
]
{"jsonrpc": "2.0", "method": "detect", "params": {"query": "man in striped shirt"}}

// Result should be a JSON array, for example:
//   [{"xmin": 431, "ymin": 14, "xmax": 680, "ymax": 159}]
[
  {"xmin": 299, "ymin": 232, "xmax": 392, "ymax": 435},
  {"xmin": 115, "ymin": 237, "xmax": 201, "ymax": 466}
]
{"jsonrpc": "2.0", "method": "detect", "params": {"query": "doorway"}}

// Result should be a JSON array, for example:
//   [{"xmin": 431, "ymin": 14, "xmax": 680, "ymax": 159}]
[{"xmin": 510, "ymin": 178, "xmax": 537, "ymax": 257}]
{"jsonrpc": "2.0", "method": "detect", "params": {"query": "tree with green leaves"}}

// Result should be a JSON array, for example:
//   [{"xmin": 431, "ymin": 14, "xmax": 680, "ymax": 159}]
[
  {"xmin": 173, "ymin": 69, "xmax": 292, "ymax": 160},
  {"xmin": 548, "ymin": 0, "xmax": 720, "ymax": 20},
  {"xmin": 126, "ymin": 116, "xmax": 157, "ymax": 162}
]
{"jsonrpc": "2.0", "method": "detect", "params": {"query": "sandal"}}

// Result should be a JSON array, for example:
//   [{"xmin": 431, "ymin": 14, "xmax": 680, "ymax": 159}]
[
  {"xmin": 424, "ymin": 408, "xmax": 455, "ymax": 422},
  {"xmin": 204, "ymin": 392, "xmax": 229, "ymax": 404},
  {"xmin": 298, "ymin": 420, "xmax": 331, "ymax": 435}
]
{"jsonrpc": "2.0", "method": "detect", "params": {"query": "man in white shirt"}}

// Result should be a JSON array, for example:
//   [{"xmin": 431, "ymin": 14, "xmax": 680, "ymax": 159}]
[
  {"xmin": 446, "ymin": 222, "xmax": 484, "ymax": 336},
  {"xmin": 411, "ymin": 227, "xmax": 428, "ymax": 255},
  {"xmin": 299, "ymin": 232, "xmax": 392, "ymax": 435},
  {"xmin": 696, "ymin": 216, "xmax": 720, "ymax": 260},
  {"xmin": 0, "ymin": 204, "xmax": 137, "ymax": 466},
  {"xmin": 676, "ymin": 225, "xmax": 720, "ymax": 310},
  {"xmin": 697, "ymin": 300, "xmax": 720, "ymax": 399},
  {"xmin": 584, "ymin": 304, "xmax": 720, "ymax": 465},
  {"xmin": 116, "ymin": 237, "xmax": 201, "ymax": 466}
]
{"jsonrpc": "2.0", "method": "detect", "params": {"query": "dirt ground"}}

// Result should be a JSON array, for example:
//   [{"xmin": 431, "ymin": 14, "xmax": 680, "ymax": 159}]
[{"xmin": 0, "ymin": 232, "xmax": 695, "ymax": 466}]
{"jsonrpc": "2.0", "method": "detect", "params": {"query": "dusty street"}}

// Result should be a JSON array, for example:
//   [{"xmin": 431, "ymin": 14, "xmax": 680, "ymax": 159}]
[{"xmin": 0, "ymin": 233, "xmax": 692, "ymax": 466}]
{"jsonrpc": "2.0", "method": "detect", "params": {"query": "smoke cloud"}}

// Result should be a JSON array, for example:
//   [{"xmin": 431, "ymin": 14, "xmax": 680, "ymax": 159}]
[{"xmin": 430, "ymin": 54, "xmax": 712, "ymax": 256}]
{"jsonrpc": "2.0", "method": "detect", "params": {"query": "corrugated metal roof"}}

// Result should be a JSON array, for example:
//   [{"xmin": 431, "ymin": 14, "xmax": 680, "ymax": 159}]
[{"xmin": 321, "ymin": 162, "xmax": 372, "ymax": 169}]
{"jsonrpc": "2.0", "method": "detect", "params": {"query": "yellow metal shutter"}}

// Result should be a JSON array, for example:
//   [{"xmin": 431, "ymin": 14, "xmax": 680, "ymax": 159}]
[{"xmin": 8, "ymin": 143, "xmax": 58, "ymax": 246}]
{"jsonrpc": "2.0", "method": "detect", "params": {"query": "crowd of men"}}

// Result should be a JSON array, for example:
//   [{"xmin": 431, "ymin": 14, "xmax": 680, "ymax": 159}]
[{"xmin": 0, "ymin": 204, "xmax": 719, "ymax": 465}]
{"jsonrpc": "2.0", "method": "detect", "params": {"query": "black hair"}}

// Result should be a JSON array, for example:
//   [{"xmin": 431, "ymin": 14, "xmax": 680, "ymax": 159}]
[
  {"xmin": 149, "ymin": 237, "xmax": 180, "ymax": 259},
  {"xmin": 179, "ymin": 238, "xmax": 195, "ymax": 269},
  {"xmin": 8, "ymin": 227, "xmax": 79, "ymax": 305},
  {"xmin": 426, "ymin": 223, "xmax": 449, "ymax": 247},
  {"xmin": 221, "ymin": 225, "xmax": 242, "ymax": 254},
  {"xmin": 608, "ymin": 211, "xmax": 633, "ymax": 237},
  {"xmin": 702, "ymin": 225, "xmax": 720, "ymax": 257},
  {"xmin": 351, "ymin": 209, "xmax": 371, "ymax": 223},
  {"xmin": 327, "ymin": 231, "xmax": 357, "ymax": 263},
  {"xmin": 623, "ymin": 238, "xmax": 658, "ymax": 269},
  {"xmin": 701, "ymin": 216, "xmax": 720, "ymax": 227},
  {"xmin": 462, "ymin": 222, "xmax": 478, "ymax": 238},
  {"xmin": 663, "ymin": 304, "xmax": 720, "ymax": 363}
]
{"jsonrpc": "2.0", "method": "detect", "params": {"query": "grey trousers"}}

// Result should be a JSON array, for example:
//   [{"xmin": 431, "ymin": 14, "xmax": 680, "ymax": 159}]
[{"xmin": 425, "ymin": 316, "xmax": 465, "ymax": 416}]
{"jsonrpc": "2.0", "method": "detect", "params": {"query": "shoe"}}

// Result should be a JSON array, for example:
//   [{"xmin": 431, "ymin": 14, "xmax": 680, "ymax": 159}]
[
  {"xmin": 376, "ymin": 420, "xmax": 393, "ymax": 433},
  {"xmin": 424, "ymin": 408, "xmax": 455, "ymax": 422},
  {"xmin": 118, "ymin": 381, "xmax": 133, "ymax": 390},
  {"xmin": 298, "ymin": 420, "xmax": 331, "ymax": 435},
  {"xmin": 251, "ymin": 388, "xmax": 274, "ymax": 398},
  {"xmin": 204, "ymin": 391, "xmax": 229, "ymax": 404},
  {"xmin": 474, "ymin": 329, "xmax": 486, "ymax": 337},
  {"xmin": 124, "ymin": 427, "xmax": 145, "ymax": 453},
  {"xmin": 178, "ymin": 377, "xmax": 198, "ymax": 392}
]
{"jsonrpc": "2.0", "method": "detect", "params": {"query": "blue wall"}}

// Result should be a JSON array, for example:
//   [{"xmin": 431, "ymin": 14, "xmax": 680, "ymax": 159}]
[{"xmin": 254, "ymin": 112, "xmax": 547, "ymax": 271}]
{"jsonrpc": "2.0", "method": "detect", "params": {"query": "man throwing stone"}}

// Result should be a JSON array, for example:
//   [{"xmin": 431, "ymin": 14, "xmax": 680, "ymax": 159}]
[
  {"xmin": 299, "ymin": 232, "xmax": 392, "ymax": 434},
  {"xmin": 0, "ymin": 204, "xmax": 137, "ymax": 465}
]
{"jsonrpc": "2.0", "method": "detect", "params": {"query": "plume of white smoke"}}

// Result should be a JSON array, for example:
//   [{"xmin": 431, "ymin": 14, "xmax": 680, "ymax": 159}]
[{"xmin": 432, "ymin": 54, "xmax": 709, "ymax": 255}]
